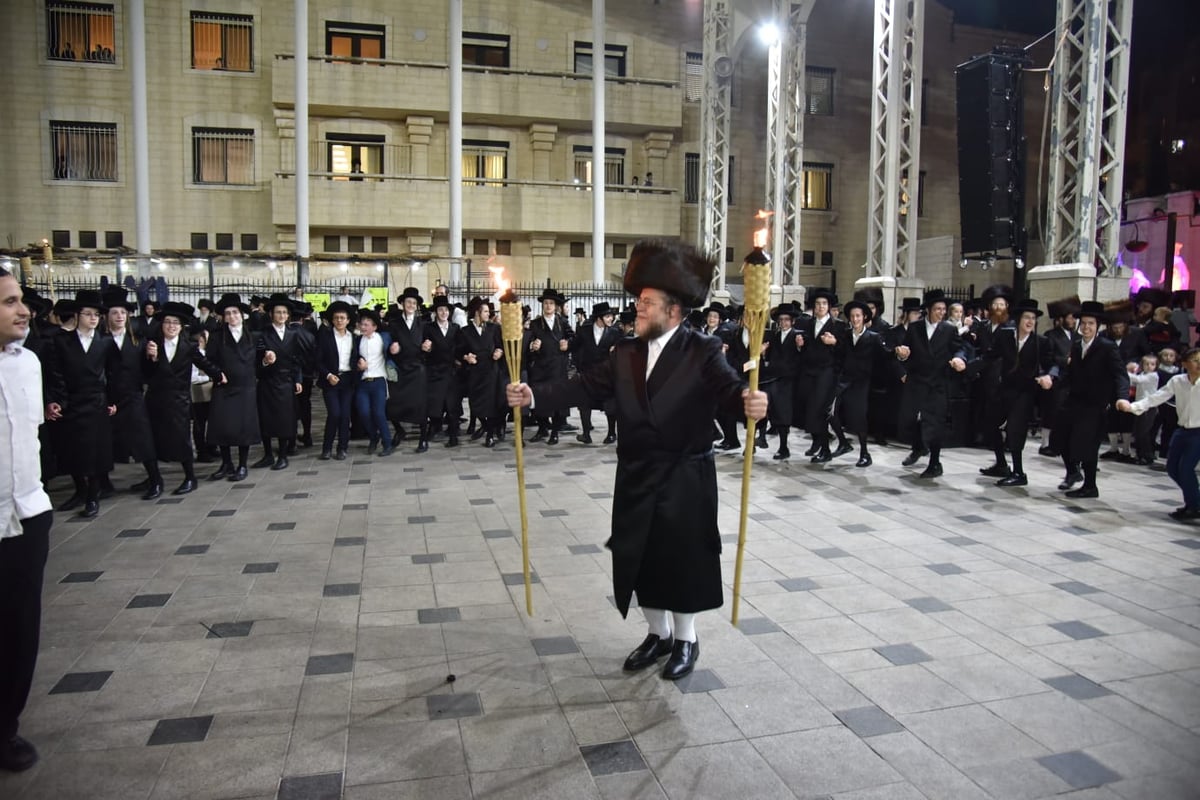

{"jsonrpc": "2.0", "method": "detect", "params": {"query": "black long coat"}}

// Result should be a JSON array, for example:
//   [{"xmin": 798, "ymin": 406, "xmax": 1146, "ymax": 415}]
[
  {"xmin": 423, "ymin": 320, "xmax": 461, "ymax": 418},
  {"xmin": 838, "ymin": 329, "xmax": 883, "ymax": 433},
  {"xmin": 43, "ymin": 330, "xmax": 122, "ymax": 474},
  {"xmin": 457, "ymin": 322, "xmax": 503, "ymax": 420},
  {"xmin": 761, "ymin": 326, "xmax": 801, "ymax": 427},
  {"xmin": 898, "ymin": 320, "xmax": 969, "ymax": 448},
  {"xmin": 535, "ymin": 327, "xmax": 747, "ymax": 617},
  {"xmin": 206, "ymin": 326, "xmax": 261, "ymax": 446},
  {"xmin": 387, "ymin": 314, "xmax": 428, "ymax": 424},
  {"xmin": 795, "ymin": 316, "xmax": 847, "ymax": 436},
  {"xmin": 525, "ymin": 315, "xmax": 573, "ymax": 414},
  {"xmin": 257, "ymin": 325, "xmax": 303, "ymax": 438},
  {"xmin": 142, "ymin": 336, "xmax": 221, "ymax": 461},
  {"xmin": 1057, "ymin": 336, "xmax": 1130, "ymax": 463},
  {"xmin": 110, "ymin": 331, "xmax": 156, "ymax": 463}
]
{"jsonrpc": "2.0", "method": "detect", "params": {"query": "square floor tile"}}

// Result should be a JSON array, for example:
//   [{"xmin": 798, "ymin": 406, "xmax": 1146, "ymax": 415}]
[
  {"xmin": 564, "ymin": 470, "xmax": 585, "ymax": 476},
  {"xmin": 208, "ymin": 509, "xmax": 236, "ymax": 517},
  {"xmin": 1043, "ymin": 674, "xmax": 1113, "ymax": 700},
  {"xmin": 408, "ymin": 515, "xmax": 436, "ymax": 524},
  {"xmin": 175, "ymin": 545, "xmax": 209, "ymax": 555},
  {"xmin": 426, "ymin": 693, "xmax": 482, "ymax": 720},
  {"xmin": 958, "ymin": 514, "xmax": 988, "ymax": 524},
  {"xmin": 230, "ymin": 483, "xmax": 256, "ymax": 490},
  {"xmin": 405, "ymin": 467, "xmax": 425, "ymax": 473},
  {"xmin": 418, "ymin": 607, "xmax": 461, "ymax": 624},
  {"xmin": 406, "ymin": 488, "xmax": 430, "ymax": 495},
  {"xmin": 540, "ymin": 509, "xmax": 569, "ymax": 517},
  {"xmin": 579, "ymin": 740, "xmax": 647, "ymax": 776},
  {"xmin": 147, "ymin": 714, "xmax": 213, "ymax": 746},
  {"xmin": 243, "ymin": 562, "xmax": 279, "ymax": 574},
  {"xmin": 675, "ymin": 668, "xmax": 725, "ymax": 694},
  {"xmin": 1052, "ymin": 581, "xmax": 1101, "ymax": 595},
  {"xmin": 525, "ymin": 483, "xmax": 544, "ymax": 490},
  {"xmin": 277, "ymin": 771, "xmax": 343, "ymax": 800},
  {"xmin": 1049, "ymin": 620, "xmax": 1106, "ymax": 640},
  {"xmin": 334, "ymin": 536, "xmax": 366, "ymax": 547},
  {"xmin": 156, "ymin": 498, "xmax": 183, "ymax": 505},
  {"xmin": 777, "ymin": 577, "xmax": 819, "ymax": 592},
  {"xmin": 835, "ymin": 705, "xmax": 905, "ymax": 738},
  {"xmin": 343, "ymin": 503, "xmax": 368, "ymax": 511},
  {"xmin": 532, "ymin": 636, "xmax": 580, "ymax": 656},
  {"xmin": 126, "ymin": 593, "xmax": 172, "ymax": 609},
  {"xmin": 116, "ymin": 528, "xmax": 150, "ymax": 538},
  {"xmin": 751, "ymin": 512, "xmax": 778, "ymax": 521},
  {"xmin": 1171, "ymin": 538, "xmax": 1200, "ymax": 550},
  {"xmin": 737, "ymin": 617, "xmax": 782, "ymax": 635},
  {"xmin": 588, "ymin": 492, "xmax": 612, "ymax": 499},
  {"xmin": 875, "ymin": 643, "xmax": 932, "ymax": 665},
  {"xmin": 469, "ymin": 498, "xmax": 494, "ymax": 506},
  {"xmin": 482, "ymin": 529, "xmax": 512, "ymax": 539},
  {"xmin": 841, "ymin": 523, "xmax": 873, "ymax": 533},
  {"xmin": 503, "ymin": 572, "xmax": 540, "ymax": 585},
  {"xmin": 814, "ymin": 548, "xmax": 850, "ymax": 559},
  {"xmin": 297, "ymin": 470, "xmax": 319, "ymax": 476},
  {"xmin": 206, "ymin": 621, "xmax": 254, "ymax": 639},
  {"xmin": 284, "ymin": 492, "xmax": 309, "ymax": 500},
  {"xmin": 926, "ymin": 563, "xmax": 966, "ymax": 575},
  {"xmin": 306, "ymin": 653, "xmax": 354, "ymax": 676},
  {"xmin": 267, "ymin": 522, "xmax": 296, "ymax": 531},
  {"xmin": 457, "ymin": 473, "xmax": 478, "ymax": 479},
  {"xmin": 1036, "ymin": 751, "xmax": 1121, "ymax": 789},
  {"xmin": 348, "ymin": 479, "xmax": 371, "ymax": 485},
  {"xmin": 905, "ymin": 597, "xmax": 953, "ymax": 614},
  {"xmin": 411, "ymin": 553, "xmax": 445, "ymax": 564},
  {"xmin": 568, "ymin": 544, "xmax": 602, "ymax": 555},
  {"xmin": 943, "ymin": 536, "xmax": 980, "ymax": 546},
  {"xmin": 323, "ymin": 583, "xmax": 360, "ymax": 597},
  {"xmin": 60, "ymin": 571, "xmax": 103, "ymax": 583},
  {"xmin": 49, "ymin": 670, "xmax": 113, "ymax": 694},
  {"xmin": 1056, "ymin": 551, "xmax": 1099, "ymax": 562}
]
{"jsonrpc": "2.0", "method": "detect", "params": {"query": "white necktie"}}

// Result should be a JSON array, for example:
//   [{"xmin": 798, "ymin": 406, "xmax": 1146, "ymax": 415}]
[{"xmin": 646, "ymin": 340, "xmax": 662, "ymax": 378}]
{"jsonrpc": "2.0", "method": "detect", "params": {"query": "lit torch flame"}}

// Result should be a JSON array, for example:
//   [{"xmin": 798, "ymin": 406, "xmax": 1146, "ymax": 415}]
[
  {"xmin": 753, "ymin": 209, "xmax": 773, "ymax": 250},
  {"xmin": 488, "ymin": 263, "xmax": 510, "ymax": 296}
]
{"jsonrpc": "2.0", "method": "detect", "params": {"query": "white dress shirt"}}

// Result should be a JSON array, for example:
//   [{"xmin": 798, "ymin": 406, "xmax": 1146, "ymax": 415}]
[
  {"xmin": 0, "ymin": 344, "xmax": 52, "ymax": 537},
  {"xmin": 1130, "ymin": 373, "xmax": 1200, "ymax": 427},
  {"xmin": 230, "ymin": 325, "xmax": 243, "ymax": 344},
  {"xmin": 925, "ymin": 319, "xmax": 938, "ymax": 340},
  {"xmin": 594, "ymin": 324, "xmax": 604, "ymax": 346},
  {"xmin": 77, "ymin": 329, "xmax": 94, "ymax": 352},
  {"xmin": 333, "ymin": 329, "xmax": 353, "ymax": 372},
  {"xmin": 164, "ymin": 336, "xmax": 178, "ymax": 363},
  {"xmin": 647, "ymin": 326, "xmax": 679, "ymax": 378},
  {"xmin": 112, "ymin": 331, "xmax": 125, "ymax": 351},
  {"xmin": 360, "ymin": 333, "xmax": 386, "ymax": 378}
]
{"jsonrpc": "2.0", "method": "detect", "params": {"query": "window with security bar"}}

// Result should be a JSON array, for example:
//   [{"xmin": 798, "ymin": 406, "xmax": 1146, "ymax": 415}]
[
  {"xmin": 684, "ymin": 152, "xmax": 699, "ymax": 203},
  {"xmin": 573, "ymin": 41, "xmax": 627, "ymax": 77},
  {"xmin": 684, "ymin": 52, "xmax": 703, "ymax": 102},
  {"xmin": 192, "ymin": 128, "xmax": 254, "ymax": 185},
  {"xmin": 191, "ymin": 12, "xmax": 252, "ymax": 72},
  {"xmin": 802, "ymin": 162, "xmax": 833, "ymax": 210},
  {"xmin": 51, "ymin": 121, "xmax": 117, "ymax": 181},
  {"xmin": 326, "ymin": 21, "xmax": 384, "ymax": 61},
  {"xmin": 327, "ymin": 134, "xmax": 384, "ymax": 180},
  {"xmin": 573, "ymin": 146, "xmax": 625, "ymax": 188},
  {"xmin": 805, "ymin": 66, "xmax": 835, "ymax": 115},
  {"xmin": 462, "ymin": 140, "xmax": 508, "ymax": 186},
  {"xmin": 46, "ymin": 1, "xmax": 115, "ymax": 63},
  {"xmin": 463, "ymin": 32, "xmax": 509, "ymax": 68}
]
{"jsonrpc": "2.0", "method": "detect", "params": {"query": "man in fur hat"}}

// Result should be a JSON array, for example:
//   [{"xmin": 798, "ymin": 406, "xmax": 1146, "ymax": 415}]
[
  {"xmin": 525, "ymin": 286, "xmax": 573, "ymax": 444},
  {"xmin": 507, "ymin": 240, "xmax": 768, "ymax": 681}
]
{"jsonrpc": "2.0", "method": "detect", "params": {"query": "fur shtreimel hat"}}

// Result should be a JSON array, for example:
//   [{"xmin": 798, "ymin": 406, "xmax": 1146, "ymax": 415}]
[{"xmin": 623, "ymin": 239, "xmax": 716, "ymax": 309}]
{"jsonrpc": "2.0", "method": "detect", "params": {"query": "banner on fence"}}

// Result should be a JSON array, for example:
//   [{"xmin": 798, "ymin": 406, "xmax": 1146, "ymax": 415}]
[
  {"xmin": 360, "ymin": 287, "xmax": 390, "ymax": 309},
  {"xmin": 305, "ymin": 293, "xmax": 331, "ymax": 313}
]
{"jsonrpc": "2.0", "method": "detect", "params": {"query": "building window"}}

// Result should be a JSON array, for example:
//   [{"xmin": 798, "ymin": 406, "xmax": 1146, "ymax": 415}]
[
  {"xmin": 495, "ymin": 239, "xmax": 511, "ymax": 256},
  {"xmin": 727, "ymin": 155, "xmax": 736, "ymax": 206},
  {"xmin": 327, "ymin": 133, "xmax": 383, "ymax": 180},
  {"xmin": 326, "ymin": 21, "xmax": 384, "ymax": 61},
  {"xmin": 79, "ymin": 230, "xmax": 97, "ymax": 248},
  {"xmin": 463, "ymin": 139, "xmax": 508, "ymax": 186},
  {"xmin": 684, "ymin": 152, "xmax": 700, "ymax": 204},
  {"xmin": 463, "ymin": 32, "xmax": 509, "ymax": 68},
  {"xmin": 573, "ymin": 146, "xmax": 625, "ymax": 187},
  {"xmin": 570, "ymin": 241, "xmax": 586, "ymax": 258},
  {"xmin": 821, "ymin": 251, "xmax": 834, "ymax": 267},
  {"xmin": 192, "ymin": 127, "xmax": 254, "ymax": 185},
  {"xmin": 347, "ymin": 235, "xmax": 365, "ymax": 252},
  {"xmin": 472, "ymin": 238, "xmax": 489, "ymax": 256},
  {"xmin": 371, "ymin": 236, "xmax": 388, "ymax": 253},
  {"xmin": 51, "ymin": 120, "xmax": 117, "ymax": 181},
  {"xmin": 802, "ymin": 250, "xmax": 815, "ymax": 265},
  {"xmin": 191, "ymin": 12, "xmax": 252, "ymax": 72},
  {"xmin": 684, "ymin": 52, "xmax": 703, "ymax": 102},
  {"xmin": 725, "ymin": 246, "xmax": 734, "ymax": 264},
  {"xmin": 900, "ymin": 169, "xmax": 926, "ymax": 217},
  {"xmin": 191, "ymin": 232, "xmax": 209, "ymax": 249},
  {"xmin": 573, "ymin": 41, "xmax": 627, "ymax": 77},
  {"xmin": 52, "ymin": 230, "xmax": 71, "ymax": 248},
  {"xmin": 105, "ymin": 230, "xmax": 123, "ymax": 248},
  {"xmin": 215, "ymin": 233, "xmax": 233, "ymax": 250},
  {"xmin": 612, "ymin": 242, "xmax": 627, "ymax": 259},
  {"xmin": 920, "ymin": 78, "xmax": 929, "ymax": 126},
  {"xmin": 47, "ymin": 2, "xmax": 115, "ymax": 63},
  {"xmin": 324, "ymin": 235, "xmax": 340, "ymax": 252},
  {"xmin": 241, "ymin": 233, "xmax": 258, "ymax": 250},
  {"xmin": 802, "ymin": 162, "xmax": 833, "ymax": 210},
  {"xmin": 805, "ymin": 66, "xmax": 835, "ymax": 115}
]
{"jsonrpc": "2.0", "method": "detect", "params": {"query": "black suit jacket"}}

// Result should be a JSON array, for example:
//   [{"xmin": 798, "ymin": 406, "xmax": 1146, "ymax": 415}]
[
  {"xmin": 571, "ymin": 322, "xmax": 622, "ymax": 371},
  {"xmin": 315, "ymin": 327, "xmax": 361, "ymax": 389},
  {"xmin": 1060, "ymin": 336, "xmax": 1130, "ymax": 407},
  {"xmin": 901, "ymin": 320, "xmax": 968, "ymax": 386},
  {"xmin": 795, "ymin": 316, "xmax": 847, "ymax": 373}
]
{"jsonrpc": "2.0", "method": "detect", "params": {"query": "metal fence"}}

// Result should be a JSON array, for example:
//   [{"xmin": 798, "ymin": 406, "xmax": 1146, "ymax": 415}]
[{"xmin": 443, "ymin": 279, "xmax": 631, "ymax": 315}]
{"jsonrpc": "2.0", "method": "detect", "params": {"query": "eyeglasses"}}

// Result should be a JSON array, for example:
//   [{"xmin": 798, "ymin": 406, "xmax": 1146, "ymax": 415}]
[
  {"xmin": 634, "ymin": 297, "xmax": 670, "ymax": 309},
  {"xmin": 161, "ymin": 319, "xmax": 182, "ymax": 326},
  {"xmin": 77, "ymin": 310, "xmax": 100, "ymax": 318}
]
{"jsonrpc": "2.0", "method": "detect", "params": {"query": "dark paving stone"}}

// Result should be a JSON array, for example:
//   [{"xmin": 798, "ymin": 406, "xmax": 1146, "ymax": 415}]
[
  {"xmin": 835, "ymin": 705, "xmax": 905, "ymax": 738},
  {"xmin": 1064, "ymin": 505, "xmax": 1092, "ymax": 514},
  {"xmin": 1171, "ymin": 538, "xmax": 1200, "ymax": 550},
  {"xmin": 277, "ymin": 771, "xmax": 343, "ymax": 800},
  {"xmin": 334, "ymin": 536, "xmax": 366, "ymax": 547},
  {"xmin": 540, "ymin": 509, "xmax": 568, "ymax": 517},
  {"xmin": 532, "ymin": 636, "xmax": 580, "ymax": 656},
  {"xmin": 482, "ymin": 529, "xmax": 512, "ymax": 539},
  {"xmin": 426, "ymin": 692, "xmax": 482, "ymax": 720},
  {"xmin": 579, "ymin": 740, "xmax": 647, "ymax": 776},
  {"xmin": 926, "ymin": 562, "xmax": 966, "ymax": 575},
  {"xmin": 943, "ymin": 536, "xmax": 979, "ymax": 546},
  {"xmin": 1053, "ymin": 581, "xmax": 1101, "ymax": 595},
  {"xmin": 126, "ymin": 593, "xmax": 171, "ymax": 609},
  {"xmin": 905, "ymin": 596, "xmax": 953, "ymax": 613},
  {"xmin": 568, "ymin": 544, "xmax": 602, "ymax": 555},
  {"xmin": 777, "ymin": 577, "xmax": 819, "ymax": 592},
  {"xmin": 875, "ymin": 643, "xmax": 932, "ymax": 665},
  {"xmin": 208, "ymin": 509, "xmax": 236, "ymax": 517},
  {"xmin": 814, "ymin": 547, "xmax": 850, "ymax": 559},
  {"xmin": 1057, "ymin": 550, "xmax": 1099, "ymax": 562},
  {"xmin": 777, "ymin": 494, "xmax": 804, "ymax": 502},
  {"xmin": 457, "ymin": 473, "xmax": 479, "ymax": 480},
  {"xmin": 322, "ymin": 583, "xmax": 360, "ymax": 597},
  {"xmin": 175, "ymin": 544, "xmax": 209, "ymax": 555},
  {"xmin": 737, "ymin": 617, "xmax": 782, "ymax": 635},
  {"xmin": 156, "ymin": 497, "xmax": 184, "ymax": 505},
  {"xmin": 243, "ymin": 562, "xmax": 279, "ymax": 574},
  {"xmin": 305, "ymin": 653, "xmax": 354, "ymax": 676},
  {"xmin": 206, "ymin": 621, "xmax": 253, "ymax": 639},
  {"xmin": 503, "ymin": 572, "xmax": 540, "ymax": 585},
  {"xmin": 230, "ymin": 482, "xmax": 255, "ymax": 490},
  {"xmin": 1049, "ymin": 620, "xmax": 1106, "ymax": 640},
  {"xmin": 405, "ymin": 488, "xmax": 430, "ymax": 495},
  {"xmin": 841, "ymin": 523, "xmax": 873, "ymax": 533},
  {"xmin": 588, "ymin": 492, "xmax": 612, "ymax": 499},
  {"xmin": 1067, "ymin": 525, "xmax": 1096, "ymax": 536},
  {"xmin": 297, "ymin": 470, "xmax": 319, "ymax": 476},
  {"xmin": 352, "ymin": 460, "xmax": 373, "ymax": 466},
  {"xmin": 343, "ymin": 503, "xmax": 368, "ymax": 511},
  {"xmin": 543, "ymin": 453, "xmax": 564, "ymax": 459},
  {"xmin": 750, "ymin": 512, "xmax": 778, "ymax": 521},
  {"xmin": 525, "ymin": 483, "xmax": 544, "ymax": 489},
  {"xmin": 147, "ymin": 715, "xmax": 213, "ymax": 746},
  {"xmin": 1036, "ymin": 751, "xmax": 1122, "ymax": 789},
  {"xmin": 1185, "ymin": 566, "xmax": 1200, "ymax": 576},
  {"xmin": 49, "ymin": 670, "xmax": 112, "ymax": 694},
  {"xmin": 1044, "ymin": 674, "xmax": 1114, "ymax": 700},
  {"xmin": 404, "ymin": 467, "xmax": 425, "ymax": 473},
  {"xmin": 267, "ymin": 522, "xmax": 296, "ymax": 531},
  {"xmin": 348, "ymin": 479, "xmax": 371, "ymax": 485},
  {"xmin": 60, "ymin": 571, "xmax": 103, "ymax": 584},
  {"xmin": 675, "ymin": 668, "xmax": 725, "ymax": 693},
  {"xmin": 564, "ymin": 470, "xmax": 585, "ymax": 476},
  {"xmin": 408, "ymin": 515, "xmax": 436, "ymax": 524},
  {"xmin": 417, "ymin": 607, "xmax": 461, "ymax": 624},
  {"xmin": 116, "ymin": 528, "xmax": 150, "ymax": 538},
  {"xmin": 958, "ymin": 514, "xmax": 988, "ymax": 523},
  {"xmin": 411, "ymin": 553, "xmax": 445, "ymax": 564},
  {"xmin": 720, "ymin": 533, "xmax": 738, "ymax": 545},
  {"xmin": 284, "ymin": 492, "xmax": 310, "ymax": 500},
  {"xmin": 469, "ymin": 498, "xmax": 494, "ymax": 506}
]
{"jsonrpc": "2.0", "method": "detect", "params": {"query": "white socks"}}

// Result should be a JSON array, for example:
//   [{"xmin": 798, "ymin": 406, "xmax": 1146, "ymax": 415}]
[
  {"xmin": 642, "ymin": 607, "xmax": 671, "ymax": 638},
  {"xmin": 642, "ymin": 607, "xmax": 698, "ymax": 643},
  {"xmin": 671, "ymin": 612, "xmax": 697, "ymax": 643}
]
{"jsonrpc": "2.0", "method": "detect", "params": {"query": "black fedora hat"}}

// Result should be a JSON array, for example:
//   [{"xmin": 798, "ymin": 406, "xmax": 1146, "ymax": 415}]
[
  {"xmin": 843, "ymin": 299, "xmax": 873, "ymax": 321},
  {"xmin": 901, "ymin": 296, "xmax": 923, "ymax": 313},
  {"xmin": 771, "ymin": 302, "xmax": 801, "ymax": 321},
  {"xmin": 100, "ymin": 286, "xmax": 137, "ymax": 312},
  {"xmin": 1012, "ymin": 298, "xmax": 1043, "ymax": 318},
  {"xmin": 398, "ymin": 286, "xmax": 424, "ymax": 306},
  {"xmin": 537, "ymin": 286, "xmax": 567, "ymax": 306},
  {"xmin": 1077, "ymin": 300, "xmax": 1106, "ymax": 322},
  {"xmin": 466, "ymin": 296, "xmax": 493, "ymax": 317},
  {"xmin": 214, "ymin": 292, "xmax": 251, "ymax": 315},
  {"xmin": 159, "ymin": 301, "xmax": 196, "ymax": 322},
  {"xmin": 922, "ymin": 289, "xmax": 947, "ymax": 308},
  {"xmin": 322, "ymin": 300, "xmax": 356, "ymax": 322},
  {"xmin": 591, "ymin": 302, "xmax": 614, "ymax": 319},
  {"xmin": 74, "ymin": 289, "xmax": 106, "ymax": 313},
  {"xmin": 265, "ymin": 293, "xmax": 294, "ymax": 313}
]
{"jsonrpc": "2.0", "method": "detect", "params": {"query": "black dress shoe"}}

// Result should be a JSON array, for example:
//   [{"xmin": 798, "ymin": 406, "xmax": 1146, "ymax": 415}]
[
  {"xmin": 919, "ymin": 463, "xmax": 943, "ymax": 479},
  {"xmin": 286, "ymin": 442, "xmax": 298, "ymax": 456},
  {"xmin": 1169, "ymin": 507, "xmax": 1200, "ymax": 521},
  {"xmin": 623, "ymin": 634, "xmax": 674, "ymax": 672},
  {"xmin": 334, "ymin": 450, "xmax": 348, "ymax": 461},
  {"xmin": 772, "ymin": 448, "xmax": 790, "ymax": 460},
  {"xmin": 547, "ymin": 431, "xmax": 559, "ymax": 445},
  {"xmin": 1038, "ymin": 446, "xmax": 1060, "ymax": 457},
  {"xmin": 251, "ymin": 455, "xmax": 275, "ymax": 469},
  {"xmin": 831, "ymin": 441, "xmax": 854, "ymax": 458},
  {"xmin": 856, "ymin": 454, "xmax": 873, "ymax": 468},
  {"xmin": 210, "ymin": 465, "xmax": 232, "ymax": 481},
  {"xmin": 366, "ymin": 437, "xmax": 378, "ymax": 454},
  {"xmin": 270, "ymin": 457, "xmax": 288, "ymax": 471},
  {"xmin": 576, "ymin": 433, "xmax": 593, "ymax": 444},
  {"xmin": 301, "ymin": 435, "xmax": 314, "ymax": 448},
  {"xmin": 470, "ymin": 428, "xmax": 485, "ymax": 441},
  {"xmin": 810, "ymin": 448, "xmax": 832, "ymax": 464},
  {"xmin": 661, "ymin": 639, "xmax": 700, "ymax": 681},
  {"xmin": 483, "ymin": 434, "xmax": 496, "ymax": 448},
  {"xmin": 996, "ymin": 473, "xmax": 1027, "ymax": 487},
  {"xmin": 79, "ymin": 500, "xmax": 100, "ymax": 518},
  {"xmin": 1057, "ymin": 471, "xmax": 1083, "ymax": 490},
  {"xmin": 531, "ymin": 429, "xmax": 548, "ymax": 443},
  {"xmin": 1065, "ymin": 485, "xmax": 1099, "ymax": 498},
  {"xmin": 1099, "ymin": 450, "xmax": 1121, "ymax": 460},
  {"xmin": 803, "ymin": 444, "xmax": 818, "ymax": 457},
  {"xmin": 717, "ymin": 440, "xmax": 741, "ymax": 451},
  {"xmin": 901, "ymin": 449, "xmax": 928, "ymax": 467},
  {"xmin": 57, "ymin": 492, "xmax": 84, "ymax": 512},
  {"xmin": 979, "ymin": 463, "xmax": 1011, "ymax": 478},
  {"xmin": 229, "ymin": 466, "xmax": 248, "ymax": 482},
  {"xmin": 141, "ymin": 484, "xmax": 163, "ymax": 501},
  {"xmin": 378, "ymin": 446, "xmax": 396, "ymax": 457},
  {"xmin": 0, "ymin": 734, "xmax": 38, "ymax": 772},
  {"xmin": 603, "ymin": 433, "xmax": 617, "ymax": 444},
  {"xmin": 319, "ymin": 450, "xmax": 332, "ymax": 460},
  {"xmin": 172, "ymin": 479, "xmax": 197, "ymax": 496},
  {"xmin": 415, "ymin": 440, "xmax": 429, "ymax": 454}
]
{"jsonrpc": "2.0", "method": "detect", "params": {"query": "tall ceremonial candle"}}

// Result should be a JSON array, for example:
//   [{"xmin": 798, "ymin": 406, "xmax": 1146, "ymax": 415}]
[
  {"xmin": 500, "ymin": 289, "xmax": 534, "ymax": 616},
  {"xmin": 732, "ymin": 243, "xmax": 772, "ymax": 626}
]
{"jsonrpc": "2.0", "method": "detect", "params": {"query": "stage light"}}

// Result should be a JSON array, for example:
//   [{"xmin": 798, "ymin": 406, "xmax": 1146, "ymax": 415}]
[{"xmin": 758, "ymin": 22, "xmax": 780, "ymax": 46}]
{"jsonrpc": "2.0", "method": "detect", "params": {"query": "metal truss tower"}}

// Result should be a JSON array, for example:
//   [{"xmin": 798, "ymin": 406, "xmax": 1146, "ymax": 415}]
[
  {"xmin": 865, "ymin": 0, "xmax": 925, "ymax": 279},
  {"xmin": 1044, "ymin": 0, "xmax": 1133, "ymax": 272},
  {"xmin": 701, "ymin": 0, "xmax": 733, "ymax": 294}
]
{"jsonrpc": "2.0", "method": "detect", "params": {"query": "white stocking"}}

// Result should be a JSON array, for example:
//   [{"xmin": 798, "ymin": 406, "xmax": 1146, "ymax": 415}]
[
  {"xmin": 642, "ymin": 607, "xmax": 671, "ymax": 638},
  {"xmin": 671, "ymin": 612, "xmax": 697, "ymax": 643}
]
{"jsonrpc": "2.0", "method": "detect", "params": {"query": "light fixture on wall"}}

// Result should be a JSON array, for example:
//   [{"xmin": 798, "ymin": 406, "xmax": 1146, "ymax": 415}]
[{"xmin": 1125, "ymin": 222, "xmax": 1149, "ymax": 253}]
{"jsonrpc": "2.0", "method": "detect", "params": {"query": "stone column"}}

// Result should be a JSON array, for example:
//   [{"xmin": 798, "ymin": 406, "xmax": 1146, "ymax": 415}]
[
  {"xmin": 406, "ymin": 116, "xmax": 434, "ymax": 175},
  {"xmin": 1024, "ymin": 263, "xmax": 1127, "ymax": 333},
  {"xmin": 530, "ymin": 234, "xmax": 556, "ymax": 284},
  {"xmin": 642, "ymin": 131, "xmax": 673, "ymax": 186},
  {"xmin": 529, "ymin": 124, "xmax": 557, "ymax": 181},
  {"xmin": 854, "ymin": 275, "xmax": 926, "ymax": 326}
]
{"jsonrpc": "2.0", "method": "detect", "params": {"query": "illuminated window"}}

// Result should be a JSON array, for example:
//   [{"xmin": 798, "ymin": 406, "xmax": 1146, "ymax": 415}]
[
  {"xmin": 573, "ymin": 146, "xmax": 625, "ymax": 187},
  {"xmin": 574, "ymin": 41, "xmax": 626, "ymax": 77},
  {"xmin": 805, "ymin": 66, "xmax": 835, "ymax": 115},
  {"xmin": 191, "ymin": 12, "xmax": 252, "ymax": 71},
  {"xmin": 192, "ymin": 127, "xmax": 254, "ymax": 185},
  {"xmin": 463, "ymin": 33, "xmax": 509, "ymax": 68},
  {"xmin": 802, "ymin": 162, "xmax": 833, "ymax": 210},
  {"xmin": 51, "ymin": 120, "xmax": 117, "ymax": 181},
  {"xmin": 326, "ymin": 21, "xmax": 384, "ymax": 61},
  {"xmin": 462, "ymin": 139, "xmax": 508, "ymax": 186},
  {"xmin": 46, "ymin": 1, "xmax": 115, "ymax": 63},
  {"xmin": 327, "ymin": 133, "xmax": 384, "ymax": 180},
  {"xmin": 684, "ymin": 52, "xmax": 703, "ymax": 101},
  {"xmin": 684, "ymin": 152, "xmax": 700, "ymax": 203}
]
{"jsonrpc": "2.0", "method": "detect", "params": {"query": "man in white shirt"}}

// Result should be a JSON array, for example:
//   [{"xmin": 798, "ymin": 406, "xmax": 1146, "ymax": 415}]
[{"xmin": 0, "ymin": 267, "xmax": 53, "ymax": 772}]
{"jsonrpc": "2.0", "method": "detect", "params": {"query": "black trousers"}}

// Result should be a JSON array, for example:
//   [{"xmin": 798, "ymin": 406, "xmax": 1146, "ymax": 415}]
[
  {"xmin": 191, "ymin": 401, "xmax": 212, "ymax": 455},
  {"xmin": 0, "ymin": 510, "xmax": 51, "ymax": 739}
]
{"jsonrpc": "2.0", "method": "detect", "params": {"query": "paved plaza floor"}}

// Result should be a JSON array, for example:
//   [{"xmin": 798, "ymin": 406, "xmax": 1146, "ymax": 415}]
[{"xmin": 3, "ymin": 418, "xmax": 1200, "ymax": 800}]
